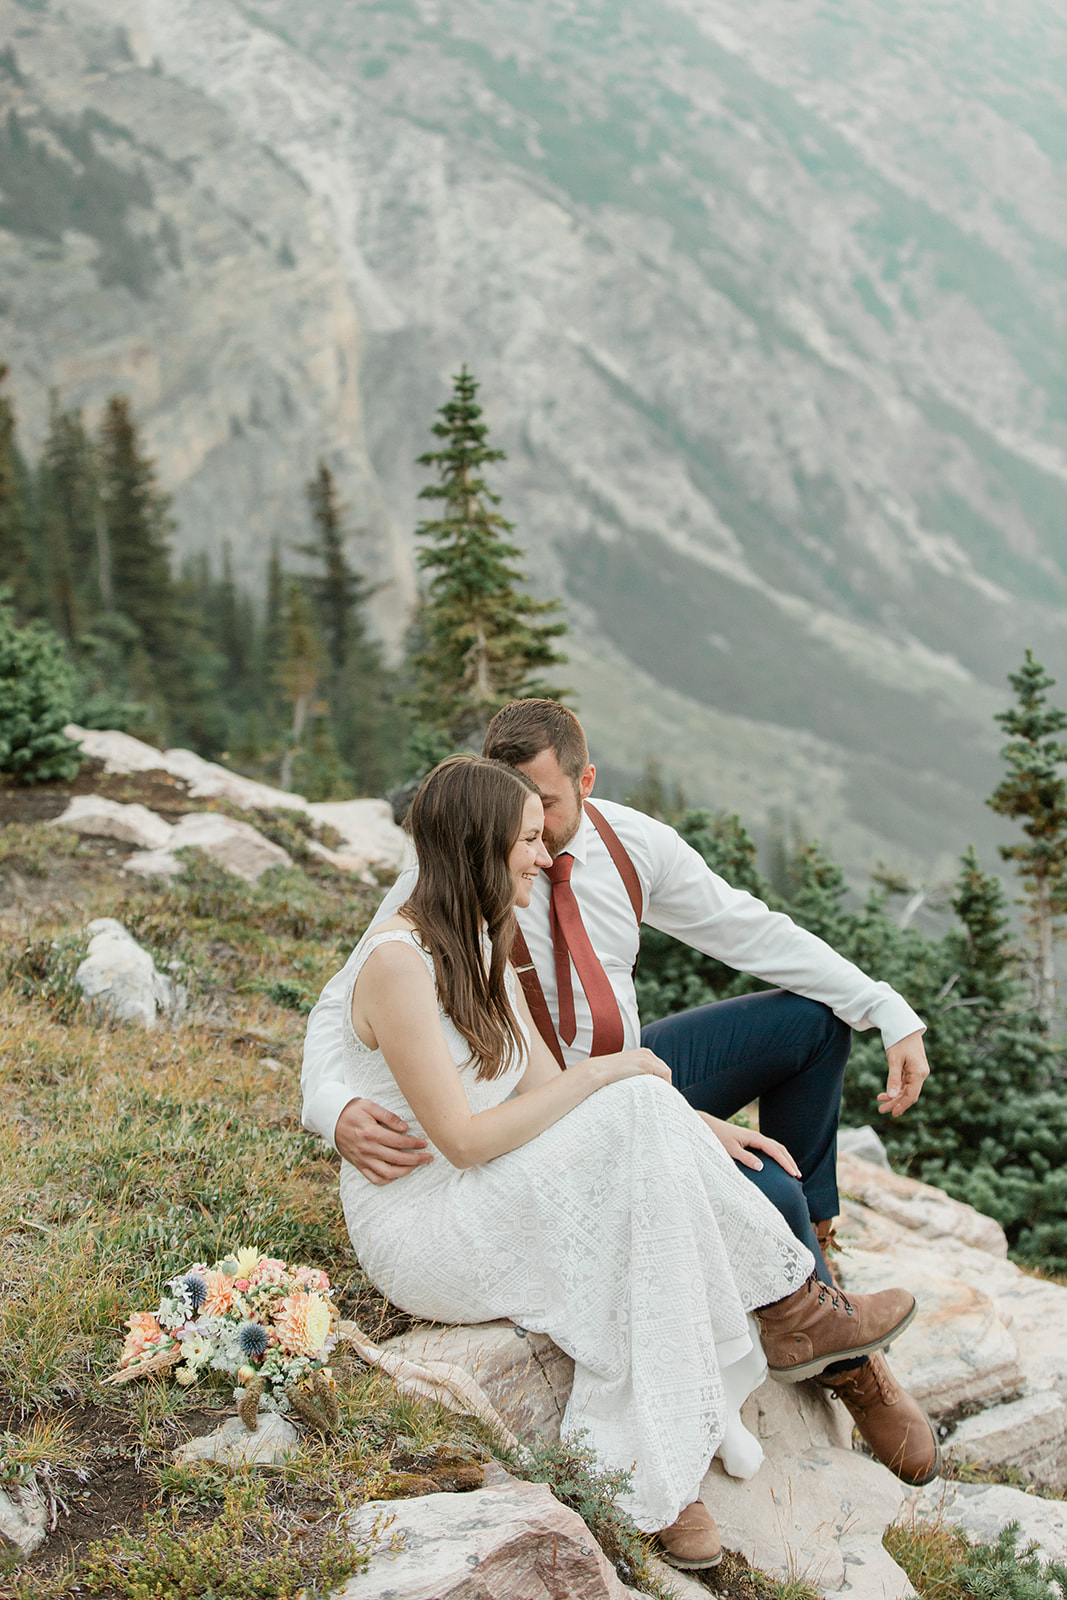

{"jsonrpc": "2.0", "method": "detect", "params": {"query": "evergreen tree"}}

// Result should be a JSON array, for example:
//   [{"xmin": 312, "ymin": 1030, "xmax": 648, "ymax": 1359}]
[
  {"xmin": 945, "ymin": 845, "xmax": 1016, "ymax": 1012},
  {"xmin": 987, "ymin": 651, "xmax": 1067, "ymax": 1029},
  {"xmin": 36, "ymin": 397, "xmax": 99, "ymax": 638},
  {"xmin": 409, "ymin": 365, "xmax": 567, "ymax": 749},
  {"xmin": 0, "ymin": 598, "xmax": 82, "ymax": 783},
  {"xmin": 0, "ymin": 366, "xmax": 32, "ymax": 612},
  {"xmin": 96, "ymin": 395, "xmax": 175, "ymax": 639},
  {"xmin": 95, "ymin": 395, "xmax": 223, "ymax": 751},
  {"xmin": 275, "ymin": 578, "xmax": 324, "ymax": 792},
  {"xmin": 296, "ymin": 462, "xmax": 394, "ymax": 792}
]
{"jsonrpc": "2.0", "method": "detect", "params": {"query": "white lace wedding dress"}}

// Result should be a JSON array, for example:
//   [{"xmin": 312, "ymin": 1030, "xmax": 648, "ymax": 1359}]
[{"xmin": 339, "ymin": 929, "xmax": 813, "ymax": 1532}]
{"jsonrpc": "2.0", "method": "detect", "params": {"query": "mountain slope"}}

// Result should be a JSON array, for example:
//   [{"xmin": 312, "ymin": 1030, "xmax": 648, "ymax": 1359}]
[{"xmin": 6, "ymin": 0, "xmax": 1066, "ymax": 875}]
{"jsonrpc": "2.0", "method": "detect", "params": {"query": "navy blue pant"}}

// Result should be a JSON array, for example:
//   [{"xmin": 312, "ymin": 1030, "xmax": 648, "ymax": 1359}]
[{"xmin": 642, "ymin": 989, "xmax": 852, "ymax": 1288}]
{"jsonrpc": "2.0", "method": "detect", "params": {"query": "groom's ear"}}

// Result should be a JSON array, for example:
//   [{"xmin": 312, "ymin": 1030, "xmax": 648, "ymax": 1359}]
[{"xmin": 578, "ymin": 764, "xmax": 596, "ymax": 800}]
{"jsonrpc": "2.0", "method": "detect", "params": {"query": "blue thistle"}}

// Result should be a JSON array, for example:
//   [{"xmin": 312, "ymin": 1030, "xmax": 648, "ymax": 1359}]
[
  {"xmin": 182, "ymin": 1274, "xmax": 208, "ymax": 1311},
  {"xmin": 238, "ymin": 1321, "xmax": 270, "ymax": 1359}
]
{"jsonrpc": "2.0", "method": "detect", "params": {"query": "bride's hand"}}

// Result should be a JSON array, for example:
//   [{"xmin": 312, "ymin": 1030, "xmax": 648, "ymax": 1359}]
[{"xmin": 596, "ymin": 1048, "xmax": 672, "ymax": 1086}]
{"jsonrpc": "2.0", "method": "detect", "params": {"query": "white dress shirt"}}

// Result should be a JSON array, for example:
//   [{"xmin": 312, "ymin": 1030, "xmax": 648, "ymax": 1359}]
[{"xmin": 300, "ymin": 798, "xmax": 925, "ymax": 1147}]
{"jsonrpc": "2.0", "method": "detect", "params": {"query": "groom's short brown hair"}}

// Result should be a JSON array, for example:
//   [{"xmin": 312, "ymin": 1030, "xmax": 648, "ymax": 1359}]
[{"xmin": 483, "ymin": 700, "xmax": 589, "ymax": 784}]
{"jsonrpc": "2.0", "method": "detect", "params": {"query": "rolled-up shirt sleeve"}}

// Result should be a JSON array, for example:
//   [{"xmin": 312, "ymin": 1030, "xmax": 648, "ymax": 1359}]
[{"xmin": 642, "ymin": 823, "xmax": 925, "ymax": 1049}]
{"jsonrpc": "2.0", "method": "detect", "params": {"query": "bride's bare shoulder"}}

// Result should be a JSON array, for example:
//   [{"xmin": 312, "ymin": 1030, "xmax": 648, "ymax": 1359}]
[
  {"xmin": 359, "ymin": 918, "xmax": 431, "ymax": 984},
  {"xmin": 371, "ymin": 915, "xmax": 418, "ymax": 936}
]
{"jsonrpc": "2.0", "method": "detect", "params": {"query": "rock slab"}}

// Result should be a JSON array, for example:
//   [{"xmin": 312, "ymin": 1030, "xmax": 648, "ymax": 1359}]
[
  {"xmin": 75, "ymin": 918, "xmax": 175, "ymax": 1028},
  {"xmin": 384, "ymin": 1320, "xmax": 575, "ymax": 1445},
  {"xmin": 907, "ymin": 1478, "xmax": 1067, "ymax": 1568},
  {"xmin": 124, "ymin": 812, "xmax": 292, "ymax": 885},
  {"xmin": 172, "ymin": 1413, "xmax": 300, "ymax": 1467},
  {"xmin": 341, "ymin": 1479, "xmax": 645, "ymax": 1599},
  {"xmin": 65, "ymin": 726, "xmax": 412, "ymax": 877},
  {"xmin": 50, "ymin": 795, "xmax": 175, "ymax": 850},
  {"xmin": 0, "ymin": 1477, "xmax": 48, "ymax": 1557},
  {"xmin": 702, "ymin": 1382, "xmax": 916, "ymax": 1599},
  {"xmin": 944, "ymin": 1392, "xmax": 1067, "ymax": 1495}
]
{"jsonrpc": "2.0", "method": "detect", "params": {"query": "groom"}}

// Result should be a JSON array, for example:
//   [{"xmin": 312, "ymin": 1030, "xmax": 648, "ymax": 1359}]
[{"xmin": 302, "ymin": 699, "xmax": 939, "ymax": 1485}]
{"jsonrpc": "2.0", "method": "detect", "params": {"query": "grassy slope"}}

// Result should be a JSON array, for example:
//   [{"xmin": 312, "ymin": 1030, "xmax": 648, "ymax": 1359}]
[{"xmin": 0, "ymin": 820, "xmax": 1060, "ymax": 1598}]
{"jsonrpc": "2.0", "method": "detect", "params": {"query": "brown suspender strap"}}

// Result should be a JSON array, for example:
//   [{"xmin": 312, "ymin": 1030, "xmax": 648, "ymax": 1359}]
[
  {"xmin": 512, "ymin": 803, "xmax": 644, "ymax": 1069},
  {"xmin": 512, "ymin": 925, "xmax": 567, "ymax": 1068},
  {"xmin": 583, "ymin": 802, "xmax": 644, "ymax": 924}
]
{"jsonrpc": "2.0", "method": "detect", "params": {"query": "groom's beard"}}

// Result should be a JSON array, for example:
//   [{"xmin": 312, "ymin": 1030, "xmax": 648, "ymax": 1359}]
[{"xmin": 543, "ymin": 803, "xmax": 583, "ymax": 859}]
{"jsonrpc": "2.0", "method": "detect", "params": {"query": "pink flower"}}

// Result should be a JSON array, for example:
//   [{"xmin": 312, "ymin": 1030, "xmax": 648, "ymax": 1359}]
[
  {"xmin": 248, "ymin": 1258, "xmax": 287, "ymax": 1287},
  {"xmin": 201, "ymin": 1270, "xmax": 235, "ymax": 1316},
  {"xmin": 294, "ymin": 1266, "xmax": 331, "ymax": 1294},
  {"xmin": 120, "ymin": 1312, "xmax": 166, "ymax": 1368},
  {"xmin": 274, "ymin": 1292, "xmax": 332, "ymax": 1357}
]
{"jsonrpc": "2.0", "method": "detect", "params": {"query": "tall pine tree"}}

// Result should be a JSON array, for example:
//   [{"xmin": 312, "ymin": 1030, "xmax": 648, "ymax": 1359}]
[
  {"xmin": 36, "ymin": 396, "xmax": 99, "ymax": 639},
  {"xmin": 96, "ymin": 395, "xmax": 222, "ymax": 751},
  {"xmin": 296, "ymin": 461, "xmax": 394, "ymax": 792},
  {"xmin": 0, "ymin": 366, "xmax": 33, "ymax": 612},
  {"xmin": 987, "ymin": 651, "xmax": 1067, "ymax": 1029},
  {"xmin": 409, "ymin": 366, "xmax": 567, "ymax": 750}
]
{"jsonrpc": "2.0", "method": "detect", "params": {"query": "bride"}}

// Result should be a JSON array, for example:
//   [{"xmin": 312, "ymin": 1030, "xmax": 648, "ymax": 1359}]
[{"xmin": 339, "ymin": 756, "xmax": 915, "ymax": 1569}]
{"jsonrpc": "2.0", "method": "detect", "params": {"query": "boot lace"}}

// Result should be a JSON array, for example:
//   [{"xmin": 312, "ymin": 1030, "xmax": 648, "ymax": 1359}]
[{"xmin": 810, "ymin": 1275, "xmax": 855, "ymax": 1317}]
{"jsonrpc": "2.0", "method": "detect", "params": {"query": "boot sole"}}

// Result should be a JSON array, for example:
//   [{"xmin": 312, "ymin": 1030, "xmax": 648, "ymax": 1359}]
[
  {"xmin": 766, "ymin": 1301, "xmax": 918, "ymax": 1384},
  {"xmin": 659, "ymin": 1549, "xmax": 724, "ymax": 1570}
]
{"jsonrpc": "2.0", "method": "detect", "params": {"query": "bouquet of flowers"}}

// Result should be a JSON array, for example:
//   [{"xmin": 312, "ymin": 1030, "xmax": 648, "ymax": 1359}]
[{"xmin": 108, "ymin": 1246, "xmax": 342, "ymax": 1431}]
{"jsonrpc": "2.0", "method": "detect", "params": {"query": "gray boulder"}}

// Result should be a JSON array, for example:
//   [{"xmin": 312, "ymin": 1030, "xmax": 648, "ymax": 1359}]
[{"xmin": 75, "ymin": 919, "xmax": 176, "ymax": 1029}]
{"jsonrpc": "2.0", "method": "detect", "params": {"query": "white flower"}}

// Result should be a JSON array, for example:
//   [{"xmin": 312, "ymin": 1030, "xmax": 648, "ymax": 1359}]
[
  {"xmin": 181, "ymin": 1332, "xmax": 215, "ymax": 1369},
  {"xmin": 174, "ymin": 1364, "xmax": 198, "ymax": 1387}
]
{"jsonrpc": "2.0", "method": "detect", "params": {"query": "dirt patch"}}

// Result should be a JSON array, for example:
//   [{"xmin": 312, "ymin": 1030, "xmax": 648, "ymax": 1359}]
[
  {"xmin": 12, "ymin": 1402, "xmax": 233, "ymax": 1582},
  {"xmin": 0, "ymin": 762, "xmax": 195, "ymax": 828}
]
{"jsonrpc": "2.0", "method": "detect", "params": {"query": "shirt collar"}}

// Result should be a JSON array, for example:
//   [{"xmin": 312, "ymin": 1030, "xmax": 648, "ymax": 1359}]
[{"xmin": 559, "ymin": 805, "xmax": 593, "ymax": 866}]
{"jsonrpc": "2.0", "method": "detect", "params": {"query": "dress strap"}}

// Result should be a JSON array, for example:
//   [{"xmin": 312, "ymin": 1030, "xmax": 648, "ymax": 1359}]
[{"xmin": 344, "ymin": 928, "xmax": 434, "ymax": 997}]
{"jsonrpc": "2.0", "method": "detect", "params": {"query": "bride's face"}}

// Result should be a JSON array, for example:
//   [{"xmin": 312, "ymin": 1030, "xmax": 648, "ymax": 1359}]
[{"xmin": 508, "ymin": 794, "xmax": 551, "ymax": 908}]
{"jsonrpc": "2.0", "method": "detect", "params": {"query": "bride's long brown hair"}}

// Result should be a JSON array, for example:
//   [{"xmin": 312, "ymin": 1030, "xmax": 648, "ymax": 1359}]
[{"xmin": 401, "ymin": 755, "xmax": 540, "ymax": 1081}]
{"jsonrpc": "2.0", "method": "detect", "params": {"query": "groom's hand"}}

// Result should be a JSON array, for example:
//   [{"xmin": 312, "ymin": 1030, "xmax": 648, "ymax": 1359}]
[
  {"xmin": 334, "ymin": 1098, "xmax": 433, "ymax": 1185},
  {"xmin": 878, "ymin": 1030, "xmax": 930, "ymax": 1117}
]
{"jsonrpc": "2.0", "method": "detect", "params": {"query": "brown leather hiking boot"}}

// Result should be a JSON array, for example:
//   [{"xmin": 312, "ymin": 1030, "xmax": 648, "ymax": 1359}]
[
  {"xmin": 756, "ymin": 1272, "xmax": 916, "ymax": 1383},
  {"xmin": 814, "ymin": 1350, "xmax": 941, "ymax": 1485},
  {"xmin": 657, "ymin": 1500, "xmax": 723, "ymax": 1570}
]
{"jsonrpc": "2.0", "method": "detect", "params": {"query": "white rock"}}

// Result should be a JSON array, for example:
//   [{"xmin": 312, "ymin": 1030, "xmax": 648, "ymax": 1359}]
[
  {"xmin": 172, "ymin": 1413, "xmax": 300, "ymax": 1467},
  {"xmin": 906, "ymin": 1478, "xmax": 1067, "ymax": 1567},
  {"xmin": 50, "ymin": 795, "xmax": 175, "ymax": 850},
  {"xmin": 159, "ymin": 748, "xmax": 310, "ymax": 812},
  {"xmin": 75, "ymin": 918, "xmax": 174, "ymax": 1028},
  {"xmin": 383, "ymin": 1320, "xmax": 575, "ymax": 1445},
  {"xmin": 702, "ymin": 1382, "xmax": 917, "ymax": 1598},
  {"xmin": 64, "ymin": 725, "xmax": 174, "ymax": 775},
  {"xmin": 340, "ymin": 1478, "xmax": 646, "ymax": 1599},
  {"xmin": 835, "ymin": 1233, "xmax": 1023, "ymax": 1418},
  {"xmin": 0, "ymin": 1476, "xmax": 49, "ymax": 1557},
  {"xmin": 307, "ymin": 799, "xmax": 414, "ymax": 878},
  {"xmin": 837, "ymin": 1197, "xmax": 1067, "ymax": 1408},
  {"xmin": 64, "ymin": 727, "xmax": 412, "ymax": 877},
  {"xmin": 945, "ymin": 1392, "xmax": 1067, "ymax": 1494},
  {"xmin": 838, "ymin": 1125, "xmax": 891, "ymax": 1170},
  {"xmin": 838, "ymin": 1154, "xmax": 1008, "ymax": 1257},
  {"xmin": 64, "ymin": 725, "xmax": 309, "ymax": 811},
  {"xmin": 125, "ymin": 813, "xmax": 292, "ymax": 885}
]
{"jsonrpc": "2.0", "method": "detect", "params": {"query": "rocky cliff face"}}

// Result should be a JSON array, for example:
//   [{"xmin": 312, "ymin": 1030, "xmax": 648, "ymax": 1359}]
[
  {"xmin": 3, "ymin": 0, "xmax": 1065, "ymax": 875},
  {"xmin": 0, "ymin": 0, "xmax": 412, "ymax": 627}
]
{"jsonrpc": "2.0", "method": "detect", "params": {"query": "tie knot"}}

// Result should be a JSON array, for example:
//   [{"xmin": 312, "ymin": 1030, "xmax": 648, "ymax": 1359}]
[{"xmin": 546, "ymin": 852, "xmax": 574, "ymax": 885}]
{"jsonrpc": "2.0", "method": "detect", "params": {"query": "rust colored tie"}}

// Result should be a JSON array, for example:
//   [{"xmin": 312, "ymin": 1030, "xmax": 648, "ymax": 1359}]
[{"xmin": 545, "ymin": 852, "xmax": 625, "ymax": 1057}]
